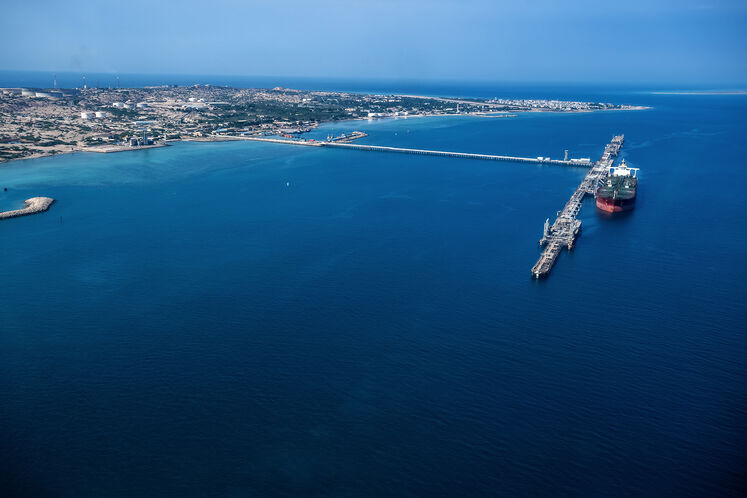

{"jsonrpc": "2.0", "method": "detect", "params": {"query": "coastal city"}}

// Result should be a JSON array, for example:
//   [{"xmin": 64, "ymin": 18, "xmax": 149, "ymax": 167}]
[{"xmin": 0, "ymin": 84, "xmax": 641, "ymax": 163}]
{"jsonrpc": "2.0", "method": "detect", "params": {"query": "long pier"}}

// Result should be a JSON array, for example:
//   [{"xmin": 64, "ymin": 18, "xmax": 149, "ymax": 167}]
[
  {"xmin": 220, "ymin": 131, "xmax": 625, "ymax": 279},
  {"xmin": 217, "ymin": 135, "xmax": 593, "ymax": 167},
  {"xmin": 531, "ymin": 135, "xmax": 624, "ymax": 278},
  {"xmin": 323, "ymin": 142, "xmax": 591, "ymax": 166}
]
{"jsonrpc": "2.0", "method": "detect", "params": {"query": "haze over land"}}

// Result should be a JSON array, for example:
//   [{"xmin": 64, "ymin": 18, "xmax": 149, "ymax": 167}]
[{"xmin": 1, "ymin": 0, "xmax": 745, "ymax": 85}]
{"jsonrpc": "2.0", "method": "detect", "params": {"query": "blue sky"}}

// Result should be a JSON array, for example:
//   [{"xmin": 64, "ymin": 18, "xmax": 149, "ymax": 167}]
[{"xmin": 1, "ymin": 0, "xmax": 745, "ymax": 84}]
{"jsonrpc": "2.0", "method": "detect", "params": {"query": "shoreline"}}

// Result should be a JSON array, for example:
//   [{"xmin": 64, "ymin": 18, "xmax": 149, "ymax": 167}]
[
  {"xmin": 399, "ymin": 93, "xmax": 650, "ymax": 111},
  {"xmin": 0, "ymin": 105, "xmax": 649, "ymax": 166},
  {"xmin": 0, "ymin": 143, "xmax": 170, "ymax": 166}
]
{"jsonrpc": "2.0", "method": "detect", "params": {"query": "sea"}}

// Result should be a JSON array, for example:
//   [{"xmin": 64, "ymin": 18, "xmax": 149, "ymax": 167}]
[{"xmin": 1, "ymin": 74, "xmax": 745, "ymax": 497}]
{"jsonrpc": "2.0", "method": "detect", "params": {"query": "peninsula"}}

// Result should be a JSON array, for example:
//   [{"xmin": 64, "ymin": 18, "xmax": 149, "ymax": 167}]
[{"xmin": 0, "ymin": 85, "xmax": 645, "ymax": 163}]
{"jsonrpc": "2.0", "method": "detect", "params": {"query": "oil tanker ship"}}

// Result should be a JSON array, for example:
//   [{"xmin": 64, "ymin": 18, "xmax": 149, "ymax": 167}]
[{"xmin": 596, "ymin": 159, "xmax": 639, "ymax": 213}]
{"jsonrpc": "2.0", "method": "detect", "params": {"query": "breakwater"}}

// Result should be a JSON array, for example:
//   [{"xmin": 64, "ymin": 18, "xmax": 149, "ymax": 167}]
[{"xmin": 0, "ymin": 197, "xmax": 55, "ymax": 220}]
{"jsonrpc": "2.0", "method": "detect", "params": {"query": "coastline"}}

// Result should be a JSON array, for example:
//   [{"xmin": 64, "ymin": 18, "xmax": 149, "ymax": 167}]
[
  {"xmin": 0, "ymin": 105, "xmax": 649, "ymax": 167},
  {"xmin": 0, "ymin": 143, "xmax": 169, "ymax": 166}
]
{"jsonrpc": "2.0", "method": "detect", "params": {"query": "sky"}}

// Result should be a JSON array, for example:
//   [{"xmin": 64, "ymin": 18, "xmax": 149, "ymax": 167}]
[{"xmin": 0, "ymin": 0, "xmax": 745, "ymax": 85}]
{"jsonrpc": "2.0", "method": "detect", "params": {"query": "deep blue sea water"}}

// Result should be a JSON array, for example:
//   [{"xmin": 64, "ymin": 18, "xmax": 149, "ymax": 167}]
[{"xmin": 1, "ymin": 81, "xmax": 745, "ymax": 497}]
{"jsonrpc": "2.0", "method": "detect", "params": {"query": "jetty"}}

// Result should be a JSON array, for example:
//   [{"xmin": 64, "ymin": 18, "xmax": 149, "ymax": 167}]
[
  {"xmin": 219, "ymin": 131, "xmax": 626, "ymax": 279},
  {"xmin": 0, "ymin": 197, "xmax": 56, "ymax": 220},
  {"xmin": 84, "ymin": 143, "xmax": 167, "ymax": 154},
  {"xmin": 531, "ymin": 135, "xmax": 624, "ymax": 278}
]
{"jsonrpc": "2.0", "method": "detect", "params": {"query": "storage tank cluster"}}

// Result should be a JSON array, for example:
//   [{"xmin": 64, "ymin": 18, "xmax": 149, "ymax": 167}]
[
  {"xmin": 19, "ymin": 88, "xmax": 65, "ymax": 98},
  {"xmin": 130, "ymin": 137, "xmax": 153, "ymax": 147},
  {"xmin": 80, "ymin": 111, "xmax": 108, "ymax": 119}
]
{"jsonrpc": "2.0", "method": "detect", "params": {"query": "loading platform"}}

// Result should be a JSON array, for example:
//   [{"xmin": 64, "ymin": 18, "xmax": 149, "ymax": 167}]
[
  {"xmin": 531, "ymin": 135, "xmax": 624, "ymax": 278},
  {"xmin": 326, "ymin": 131, "xmax": 368, "ymax": 143}
]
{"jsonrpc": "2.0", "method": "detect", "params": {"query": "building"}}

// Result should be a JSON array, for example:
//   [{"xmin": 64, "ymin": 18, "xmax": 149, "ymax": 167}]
[{"xmin": 80, "ymin": 112, "xmax": 95, "ymax": 119}]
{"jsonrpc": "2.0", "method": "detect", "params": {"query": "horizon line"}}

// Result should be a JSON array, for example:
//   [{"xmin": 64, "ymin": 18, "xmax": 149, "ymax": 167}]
[{"xmin": 1, "ymin": 69, "xmax": 746, "ymax": 89}]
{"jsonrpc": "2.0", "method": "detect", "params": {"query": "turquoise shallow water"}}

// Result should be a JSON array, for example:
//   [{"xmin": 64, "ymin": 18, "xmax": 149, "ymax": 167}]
[{"xmin": 1, "ymin": 90, "xmax": 746, "ymax": 496}]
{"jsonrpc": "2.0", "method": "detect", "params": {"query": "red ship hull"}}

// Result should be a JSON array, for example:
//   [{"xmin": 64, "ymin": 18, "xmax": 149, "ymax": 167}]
[{"xmin": 596, "ymin": 195, "xmax": 635, "ymax": 213}]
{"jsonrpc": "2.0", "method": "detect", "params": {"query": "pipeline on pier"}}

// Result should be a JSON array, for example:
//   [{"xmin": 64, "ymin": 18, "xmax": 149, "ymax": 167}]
[
  {"xmin": 218, "ymin": 135, "xmax": 593, "ymax": 168},
  {"xmin": 323, "ymin": 142, "xmax": 592, "ymax": 166}
]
